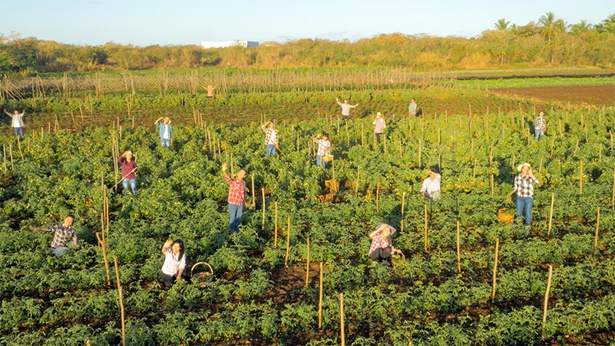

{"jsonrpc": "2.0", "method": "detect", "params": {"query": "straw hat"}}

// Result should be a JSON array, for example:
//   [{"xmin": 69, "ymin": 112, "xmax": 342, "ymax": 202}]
[
  {"xmin": 376, "ymin": 112, "xmax": 382, "ymax": 117},
  {"xmin": 517, "ymin": 162, "xmax": 531, "ymax": 172}
]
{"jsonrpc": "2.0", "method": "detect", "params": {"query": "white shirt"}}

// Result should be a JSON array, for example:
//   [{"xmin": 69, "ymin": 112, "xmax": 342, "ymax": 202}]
[
  {"xmin": 420, "ymin": 174, "xmax": 441, "ymax": 194},
  {"xmin": 267, "ymin": 129, "xmax": 277, "ymax": 145},
  {"xmin": 161, "ymin": 248, "xmax": 186, "ymax": 276},
  {"xmin": 162, "ymin": 125, "xmax": 170, "ymax": 140}
]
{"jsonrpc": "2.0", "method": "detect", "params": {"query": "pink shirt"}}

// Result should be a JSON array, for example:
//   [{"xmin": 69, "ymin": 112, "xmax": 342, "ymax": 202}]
[
  {"xmin": 373, "ymin": 118, "xmax": 386, "ymax": 133},
  {"xmin": 368, "ymin": 224, "xmax": 396, "ymax": 255}
]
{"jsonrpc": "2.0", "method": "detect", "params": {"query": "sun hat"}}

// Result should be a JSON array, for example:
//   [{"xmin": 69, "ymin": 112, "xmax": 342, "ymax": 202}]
[
  {"xmin": 376, "ymin": 112, "xmax": 382, "ymax": 116},
  {"xmin": 517, "ymin": 163, "xmax": 531, "ymax": 172}
]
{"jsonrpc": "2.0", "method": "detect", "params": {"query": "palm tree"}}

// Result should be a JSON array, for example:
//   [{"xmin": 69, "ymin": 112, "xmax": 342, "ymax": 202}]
[
  {"xmin": 596, "ymin": 14, "xmax": 615, "ymax": 33},
  {"xmin": 570, "ymin": 20, "xmax": 593, "ymax": 35},
  {"xmin": 538, "ymin": 12, "xmax": 567, "ymax": 42},
  {"xmin": 495, "ymin": 18, "xmax": 510, "ymax": 31}
]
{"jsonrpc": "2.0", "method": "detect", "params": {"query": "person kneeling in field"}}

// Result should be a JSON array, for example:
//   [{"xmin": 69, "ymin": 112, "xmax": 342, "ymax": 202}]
[
  {"xmin": 30, "ymin": 214, "xmax": 78, "ymax": 257},
  {"xmin": 368, "ymin": 224, "xmax": 402, "ymax": 266},
  {"xmin": 160, "ymin": 239, "xmax": 186, "ymax": 288}
]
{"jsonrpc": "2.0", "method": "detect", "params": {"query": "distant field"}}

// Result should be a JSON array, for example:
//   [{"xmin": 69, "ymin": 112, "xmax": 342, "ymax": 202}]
[{"xmin": 490, "ymin": 85, "xmax": 615, "ymax": 108}]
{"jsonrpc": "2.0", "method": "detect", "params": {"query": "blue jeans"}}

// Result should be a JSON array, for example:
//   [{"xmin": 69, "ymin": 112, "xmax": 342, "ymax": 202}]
[
  {"xmin": 266, "ymin": 144, "xmax": 276, "ymax": 157},
  {"xmin": 229, "ymin": 203, "xmax": 243, "ymax": 232},
  {"xmin": 51, "ymin": 247, "xmax": 69, "ymax": 257},
  {"xmin": 516, "ymin": 197, "xmax": 533, "ymax": 225},
  {"xmin": 534, "ymin": 128, "xmax": 543, "ymax": 140},
  {"xmin": 122, "ymin": 178, "xmax": 138, "ymax": 197},
  {"xmin": 160, "ymin": 138, "xmax": 170, "ymax": 149},
  {"xmin": 14, "ymin": 127, "xmax": 24, "ymax": 138},
  {"xmin": 316, "ymin": 155, "xmax": 326, "ymax": 169}
]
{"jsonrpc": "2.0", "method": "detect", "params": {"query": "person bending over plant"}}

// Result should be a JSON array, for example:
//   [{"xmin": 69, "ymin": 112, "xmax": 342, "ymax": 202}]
[
  {"xmin": 160, "ymin": 239, "xmax": 186, "ymax": 288},
  {"xmin": 368, "ymin": 224, "xmax": 403, "ymax": 266},
  {"xmin": 118, "ymin": 151, "xmax": 138, "ymax": 197},
  {"xmin": 507, "ymin": 163, "xmax": 540, "ymax": 231},
  {"xmin": 154, "ymin": 117, "xmax": 172, "ymax": 149},
  {"xmin": 222, "ymin": 162, "xmax": 247, "ymax": 233},
  {"xmin": 30, "ymin": 214, "xmax": 78, "ymax": 257}
]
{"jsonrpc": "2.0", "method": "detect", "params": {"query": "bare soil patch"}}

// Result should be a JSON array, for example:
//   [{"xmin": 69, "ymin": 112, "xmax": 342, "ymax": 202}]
[{"xmin": 491, "ymin": 85, "xmax": 615, "ymax": 108}]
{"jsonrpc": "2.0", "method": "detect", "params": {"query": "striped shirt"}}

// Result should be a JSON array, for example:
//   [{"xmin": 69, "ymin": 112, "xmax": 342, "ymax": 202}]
[
  {"xmin": 263, "ymin": 128, "xmax": 278, "ymax": 145},
  {"xmin": 161, "ymin": 248, "xmax": 186, "ymax": 276},
  {"xmin": 48, "ymin": 224, "xmax": 77, "ymax": 248},
  {"xmin": 313, "ymin": 138, "xmax": 331, "ymax": 157},
  {"xmin": 534, "ymin": 116, "xmax": 546, "ymax": 129},
  {"xmin": 513, "ymin": 174, "xmax": 539, "ymax": 198},
  {"xmin": 226, "ymin": 175, "xmax": 246, "ymax": 206},
  {"xmin": 368, "ymin": 224, "xmax": 396, "ymax": 256}
]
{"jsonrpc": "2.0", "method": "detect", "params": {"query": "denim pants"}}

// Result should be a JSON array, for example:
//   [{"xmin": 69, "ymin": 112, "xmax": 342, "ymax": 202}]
[
  {"xmin": 534, "ymin": 128, "xmax": 543, "ymax": 140},
  {"xmin": 516, "ymin": 197, "xmax": 533, "ymax": 225},
  {"xmin": 51, "ymin": 247, "xmax": 69, "ymax": 257},
  {"xmin": 316, "ymin": 155, "xmax": 326, "ymax": 169},
  {"xmin": 122, "ymin": 178, "xmax": 138, "ymax": 197},
  {"xmin": 161, "ymin": 138, "xmax": 170, "ymax": 149},
  {"xmin": 266, "ymin": 144, "xmax": 276, "ymax": 157},
  {"xmin": 229, "ymin": 203, "xmax": 243, "ymax": 232},
  {"xmin": 13, "ymin": 127, "xmax": 24, "ymax": 138}
]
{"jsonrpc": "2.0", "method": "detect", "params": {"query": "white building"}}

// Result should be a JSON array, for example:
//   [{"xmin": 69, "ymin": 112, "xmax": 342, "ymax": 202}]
[{"xmin": 201, "ymin": 41, "xmax": 259, "ymax": 49}]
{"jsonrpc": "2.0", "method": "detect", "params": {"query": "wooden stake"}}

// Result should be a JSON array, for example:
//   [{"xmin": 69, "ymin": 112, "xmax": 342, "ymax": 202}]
[
  {"xmin": 547, "ymin": 193, "xmax": 555, "ymax": 237},
  {"xmin": 594, "ymin": 207, "xmax": 600, "ymax": 252},
  {"xmin": 376, "ymin": 183, "xmax": 380, "ymax": 213},
  {"xmin": 423, "ymin": 204, "xmax": 428, "ymax": 251},
  {"xmin": 355, "ymin": 166, "xmax": 360, "ymax": 197},
  {"xmin": 579, "ymin": 160, "xmax": 583, "ymax": 195},
  {"xmin": 113, "ymin": 257, "xmax": 126, "ymax": 346},
  {"xmin": 401, "ymin": 192, "xmax": 406, "ymax": 232},
  {"xmin": 491, "ymin": 238, "xmax": 500, "ymax": 301},
  {"xmin": 340, "ymin": 293, "xmax": 345, "ymax": 346},
  {"xmin": 318, "ymin": 262, "xmax": 324, "ymax": 328},
  {"xmin": 284, "ymin": 216, "xmax": 290, "ymax": 267},
  {"xmin": 305, "ymin": 238, "xmax": 310, "ymax": 288},
  {"xmin": 95, "ymin": 232, "xmax": 111, "ymax": 286},
  {"xmin": 261, "ymin": 188, "xmax": 266, "ymax": 229},
  {"xmin": 274, "ymin": 202, "xmax": 278, "ymax": 247},
  {"xmin": 456, "ymin": 221, "xmax": 461, "ymax": 272},
  {"xmin": 541, "ymin": 265, "xmax": 553, "ymax": 340},
  {"xmin": 251, "ymin": 173, "xmax": 256, "ymax": 209}
]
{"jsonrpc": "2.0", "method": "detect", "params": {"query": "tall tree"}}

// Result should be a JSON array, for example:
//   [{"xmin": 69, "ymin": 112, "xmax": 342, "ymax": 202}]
[
  {"xmin": 495, "ymin": 18, "xmax": 510, "ymax": 31},
  {"xmin": 570, "ymin": 20, "xmax": 593, "ymax": 35}
]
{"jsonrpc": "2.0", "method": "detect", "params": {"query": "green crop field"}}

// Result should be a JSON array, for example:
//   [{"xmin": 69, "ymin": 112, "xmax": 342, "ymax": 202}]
[{"xmin": 1, "ymin": 70, "xmax": 615, "ymax": 345}]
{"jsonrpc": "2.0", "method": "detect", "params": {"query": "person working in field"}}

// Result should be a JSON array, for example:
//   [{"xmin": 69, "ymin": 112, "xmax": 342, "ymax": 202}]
[
  {"xmin": 30, "ymin": 215, "xmax": 78, "ymax": 257},
  {"xmin": 507, "ymin": 163, "xmax": 540, "ymax": 231},
  {"xmin": 118, "ymin": 151, "xmax": 138, "ymax": 197},
  {"xmin": 313, "ymin": 133, "xmax": 331, "ymax": 169},
  {"xmin": 222, "ymin": 162, "xmax": 247, "ymax": 233},
  {"xmin": 373, "ymin": 112, "xmax": 386, "ymax": 143},
  {"xmin": 154, "ymin": 117, "xmax": 173, "ymax": 149},
  {"xmin": 368, "ymin": 223, "xmax": 403, "ymax": 266},
  {"xmin": 3, "ymin": 109, "xmax": 26, "ymax": 138},
  {"xmin": 408, "ymin": 98, "xmax": 418, "ymax": 117},
  {"xmin": 534, "ymin": 111, "xmax": 546, "ymax": 140},
  {"xmin": 203, "ymin": 85, "xmax": 216, "ymax": 98},
  {"xmin": 261, "ymin": 120, "xmax": 278, "ymax": 157},
  {"xmin": 335, "ymin": 98, "xmax": 359, "ymax": 120},
  {"xmin": 420, "ymin": 166, "xmax": 441, "ymax": 202},
  {"xmin": 160, "ymin": 239, "xmax": 186, "ymax": 288}
]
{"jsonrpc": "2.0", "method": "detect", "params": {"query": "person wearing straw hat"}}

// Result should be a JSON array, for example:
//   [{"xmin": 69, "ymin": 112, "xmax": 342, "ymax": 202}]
[
  {"xmin": 420, "ymin": 166, "xmax": 441, "ymax": 202},
  {"xmin": 222, "ymin": 162, "xmax": 247, "ymax": 233},
  {"xmin": 507, "ymin": 163, "xmax": 540, "ymax": 230},
  {"xmin": 160, "ymin": 239, "xmax": 186, "ymax": 288},
  {"xmin": 313, "ymin": 133, "xmax": 331, "ymax": 169},
  {"xmin": 373, "ymin": 112, "xmax": 386, "ymax": 143},
  {"xmin": 534, "ymin": 111, "xmax": 546, "ymax": 140},
  {"xmin": 260, "ymin": 120, "xmax": 278, "ymax": 157},
  {"xmin": 154, "ymin": 117, "xmax": 173, "ymax": 149},
  {"xmin": 118, "ymin": 150, "xmax": 138, "ymax": 197},
  {"xmin": 368, "ymin": 223, "xmax": 403, "ymax": 266}
]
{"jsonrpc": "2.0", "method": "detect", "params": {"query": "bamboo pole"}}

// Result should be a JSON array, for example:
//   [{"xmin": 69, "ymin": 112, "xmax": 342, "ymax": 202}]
[
  {"xmin": 547, "ymin": 193, "xmax": 555, "ymax": 237},
  {"xmin": 318, "ymin": 262, "xmax": 324, "ymax": 328},
  {"xmin": 491, "ymin": 238, "xmax": 500, "ymax": 301},
  {"xmin": 274, "ymin": 202, "xmax": 278, "ymax": 247},
  {"xmin": 284, "ymin": 216, "xmax": 291, "ymax": 267},
  {"xmin": 251, "ymin": 173, "xmax": 256, "ymax": 209},
  {"xmin": 612, "ymin": 165, "xmax": 615, "ymax": 211},
  {"xmin": 2, "ymin": 145, "xmax": 6, "ymax": 172},
  {"xmin": 95, "ymin": 232, "xmax": 111, "ymax": 287},
  {"xmin": 541, "ymin": 265, "xmax": 553, "ymax": 340},
  {"xmin": 113, "ymin": 257, "xmax": 126, "ymax": 346},
  {"xmin": 17, "ymin": 137, "xmax": 24, "ymax": 160},
  {"xmin": 261, "ymin": 188, "xmax": 266, "ymax": 229},
  {"xmin": 9, "ymin": 144, "xmax": 14, "ymax": 171},
  {"xmin": 579, "ymin": 160, "xmax": 583, "ymax": 195},
  {"xmin": 423, "ymin": 204, "xmax": 428, "ymax": 251},
  {"xmin": 340, "ymin": 293, "xmax": 345, "ymax": 346},
  {"xmin": 456, "ymin": 221, "xmax": 461, "ymax": 272},
  {"xmin": 401, "ymin": 192, "xmax": 406, "ymax": 232},
  {"xmin": 355, "ymin": 166, "xmax": 360, "ymax": 198},
  {"xmin": 376, "ymin": 183, "xmax": 380, "ymax": 213},
  {"xmin": 305, "ymin": 238, "xmax": 310, "ymax": 288},
  {"xmin": 594, "ymin": 207, "xmax": 600, "ymax": 252}
]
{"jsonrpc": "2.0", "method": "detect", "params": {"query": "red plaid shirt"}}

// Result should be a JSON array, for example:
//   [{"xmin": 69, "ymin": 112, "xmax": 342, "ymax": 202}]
[{"xmin": 226, "ymin": 175, "xmax": 246, "ymax": 205}]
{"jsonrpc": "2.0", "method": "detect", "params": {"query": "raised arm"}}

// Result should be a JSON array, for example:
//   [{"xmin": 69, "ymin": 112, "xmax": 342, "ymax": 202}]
[
  {"xmin": 154, "ymin": 117, "xmax": 164, "ymax": 125},
  {"xmin": 222, "ymin": 162, "xmax": 230, "ymax": 179},
  {"xmin": 29, "ymin": 225, "xmax": 49, "ymax": 232},
  {"xmin": 162, "ymin": 239, "xmax": 173, "ymax": 254}
]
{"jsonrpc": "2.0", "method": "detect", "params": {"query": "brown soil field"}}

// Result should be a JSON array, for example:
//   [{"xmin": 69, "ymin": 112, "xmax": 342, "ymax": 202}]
[{"xmin": 491, "ymin": 85, "xmax": 615, "ymax": 108}]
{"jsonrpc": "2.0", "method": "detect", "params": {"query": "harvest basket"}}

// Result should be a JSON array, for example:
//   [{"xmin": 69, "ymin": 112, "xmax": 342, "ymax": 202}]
[
  {"xmin": 322, "ymin": 154, "xmax": 334, "ymax": 162},
  {"xmin": 190, "ymin": 262, "xmax": 213, "ymax": 285},
  {"xmin": 497, "ymin": 208, "xmax": 514, "ymax": 225}
]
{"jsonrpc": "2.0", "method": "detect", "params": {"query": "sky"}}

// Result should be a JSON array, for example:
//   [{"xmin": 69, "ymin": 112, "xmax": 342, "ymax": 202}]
[{"xmin": 1, "ymin": 0, "xmax": 614, "ymax": 47}]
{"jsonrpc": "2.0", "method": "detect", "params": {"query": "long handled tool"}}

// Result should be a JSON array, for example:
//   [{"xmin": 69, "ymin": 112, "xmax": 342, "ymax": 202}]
[
  {"xmin": 275, "ymin": 143, "xmax": 286, "ymax": 157},
  {"xmin": 112, "ymin": 167, "xmax": 137, "ymax": 189}
]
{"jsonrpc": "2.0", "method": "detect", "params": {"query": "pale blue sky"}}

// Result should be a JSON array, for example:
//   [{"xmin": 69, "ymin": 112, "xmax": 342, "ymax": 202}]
[{"xmin": 0, "ymin": 0, "xmax": 613, "ymax": 46}]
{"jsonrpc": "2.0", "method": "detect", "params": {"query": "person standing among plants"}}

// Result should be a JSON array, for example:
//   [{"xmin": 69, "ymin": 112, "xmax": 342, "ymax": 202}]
[
  {"xmin": 507, "ymin": 163, "xmax": 540, "ymax": 230},
  {"xmin": 261, "ymin": 120, "xmax": 278, "ymax": 157},
  {"xmin": 3, "ymin": 109, "xmax": 26, "ymax": 138},
  {"xmin": 160, "ymin": 239, "xmax": 186, "ymax": 288},
  {"xmin": 373, "ymin": 112, "xmax": 386, "ymax": 143},
  {"xmin": 336, "ymin": 98, "xmax": 358, "ymax": 120},
  {"xmin": 408, "ymin": 98, "xmax": 418, "ymax": 117},
  {"xmin": 30, "ymin": 215, "xmax": 78, "ymax": 257},
  {"xmin": 118, "ymin": 151, "xmax": 138, "ymax": 197},
  {"xmin": 313, "ymin": 133, "xmax": 331, "ymax": 169},
  {"xmin": 420, "ymin": 166, "xmax": 441, "ymax": 202},
  {"xmin": 203, "ymin": 85, "xmax": 216, "ymax": 98},
  {"xmin": 154, "ymin": 117, "xmax": 172, "ymax": 149},
  {"xmin": 534, "ymin": 111, "xmax": 546, "ymax": 140},
  {"xmin": 368, "ymin": 223, "xmax": 403, "ymax": 266},
  {"xmin": 222, "ymin": 162, "xmax": 247, "ymax": 233}
]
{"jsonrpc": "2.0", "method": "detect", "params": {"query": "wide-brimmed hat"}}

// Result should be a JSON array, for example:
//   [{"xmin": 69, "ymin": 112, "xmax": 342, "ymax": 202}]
[
  {"xmin": 376, "ymin": 112, "xmax": 382, "ymax": 116},
  {"xmin": 517, "ymin": 162, "xmax": 531, "ymax": 172}
]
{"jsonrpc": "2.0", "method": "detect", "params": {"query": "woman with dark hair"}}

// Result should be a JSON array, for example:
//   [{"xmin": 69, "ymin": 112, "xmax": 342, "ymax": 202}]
[{"xmin": 160, "ymin": 239, "xmax": 186, "ymax": 288}]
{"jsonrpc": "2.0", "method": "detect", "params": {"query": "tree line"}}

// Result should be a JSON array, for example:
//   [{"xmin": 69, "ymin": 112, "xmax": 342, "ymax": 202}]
[{"xmin": 1, "ymin": 12, "xmax": 615, "ymax": 74}]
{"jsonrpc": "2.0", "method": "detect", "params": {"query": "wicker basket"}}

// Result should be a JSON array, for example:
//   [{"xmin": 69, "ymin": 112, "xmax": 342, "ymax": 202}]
[
  {"xmin": 497, "ymin": 208, "xmax": 514, "ymax": 225},
  {"xmin": 322, "ymin": 154, "xmax": 334, "ymax": 162},
  {"xmin": 190, "ymin": 262, "xmax": 213, "ymax": 284}
]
